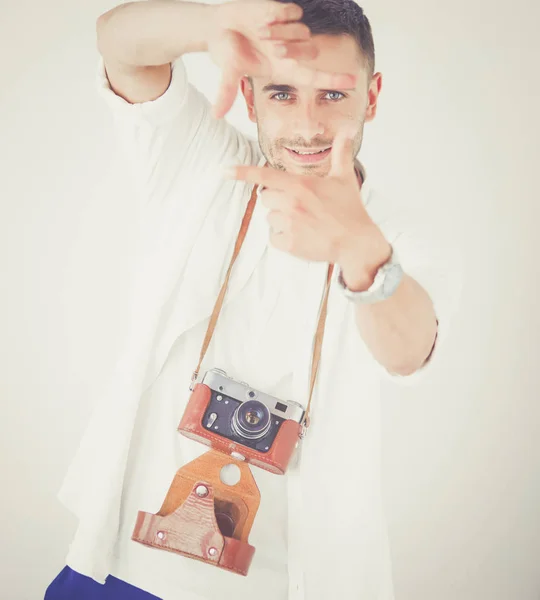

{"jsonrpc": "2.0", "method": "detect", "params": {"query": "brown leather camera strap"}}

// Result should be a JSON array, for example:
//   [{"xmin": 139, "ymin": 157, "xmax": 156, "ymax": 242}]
[{"xmin": 191, "ymin": 184, "xmax": 334, "ymax": 436}]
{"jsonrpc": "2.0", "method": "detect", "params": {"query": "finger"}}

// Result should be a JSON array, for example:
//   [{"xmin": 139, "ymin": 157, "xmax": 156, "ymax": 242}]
[
  {"xmin": 329, "ymin": 123, "xmax": 358, "ymax": 178},
  {"xmin": 259, "ymin": 22, "xmax": 311, "ymax": 42},
  {"xmin": 261, "ymin": 189, "xmax": 285, "ymax": 211},
  {"xmin": 260, "ymin": 189, "xmax": 299, "ymax": 213},
  {"xmin": 267, "ymin": 210, "xmax": 291, "ymax": 234},
  {"xmin": 263, "ymin": 1, "xmax": 303, "ymax": 25},
  {"xmin": 282, "ymin": 59, "xmax": 357, "ymax": 91},
  {"xmin": 269, "ymin": 226, "xmax": 293, "ymax": 253},
  {"xmin": 213, "ymin": 68, "xmax": 241, "ymax": 119},
  {"xmin": 225, "ymin": 164, "xmax": 302, "ymax": 191},
  {"xmin": 273, "ymin": 41, "xmax": 318, "ymax": 61}
]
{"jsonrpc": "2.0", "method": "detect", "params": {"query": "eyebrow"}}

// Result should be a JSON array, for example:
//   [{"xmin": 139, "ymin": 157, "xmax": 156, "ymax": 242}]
[{"xmin": 261, "ymin": 83, "xmax": 355, "ymax": 93}]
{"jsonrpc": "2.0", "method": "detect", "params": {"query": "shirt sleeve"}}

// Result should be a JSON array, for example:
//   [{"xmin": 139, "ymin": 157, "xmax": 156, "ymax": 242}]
[
  {"xmin": 95, "ymin": 55, "xmax": 248, "ymax": 213},
  {"xmin": 364, "ymin": 190, "xmax": 463, "ymax": 385}
]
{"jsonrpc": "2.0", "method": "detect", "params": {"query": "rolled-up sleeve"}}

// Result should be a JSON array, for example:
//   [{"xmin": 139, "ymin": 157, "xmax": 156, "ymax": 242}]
[
  {"xmin": 95, "ymin": 55, "xmax": 246, "ymax": 215},
  {"xmin": 96, "ymin": 55, "xmax": 193, "ymax": 125}
]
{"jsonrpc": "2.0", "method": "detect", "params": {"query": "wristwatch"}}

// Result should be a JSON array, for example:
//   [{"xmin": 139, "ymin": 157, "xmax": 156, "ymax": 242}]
[{"xmin": 336, "ymin": 246, "xmax": 404, "ymax": 305}]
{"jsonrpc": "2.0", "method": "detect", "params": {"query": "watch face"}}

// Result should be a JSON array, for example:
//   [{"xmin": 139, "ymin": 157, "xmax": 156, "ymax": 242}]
[{"xmin": 337, "ymin": 251, "xmax": 403, "ymax": 304}]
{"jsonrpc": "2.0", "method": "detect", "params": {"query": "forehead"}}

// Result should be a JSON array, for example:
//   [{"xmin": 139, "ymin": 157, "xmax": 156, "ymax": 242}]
[
  {"xmin": 307, "ymin": 34, "xmax": 365, "ymax": 73},
  {"xmin": 256, "ymin": 34, "xmax": 367, "ymax": 91}
]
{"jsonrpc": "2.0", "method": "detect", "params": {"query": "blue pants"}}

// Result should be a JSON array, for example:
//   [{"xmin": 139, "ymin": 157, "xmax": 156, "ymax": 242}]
[{"xmin": 45, "ymin": 566, "xmax": 162, "ymax": 599}]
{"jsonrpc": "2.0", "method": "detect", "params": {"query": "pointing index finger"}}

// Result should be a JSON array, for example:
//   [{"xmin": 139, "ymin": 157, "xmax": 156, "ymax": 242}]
[
  {"xmin": 279, "ymin": 58, "xmax": 357, "ymax": 92},
  {"xmin": 224, "ymin": 164, "xmax": 301, "ymax": 191}
]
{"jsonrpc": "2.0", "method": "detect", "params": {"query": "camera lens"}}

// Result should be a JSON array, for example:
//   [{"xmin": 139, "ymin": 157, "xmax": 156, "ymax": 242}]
[{"xmin": 231, "ymin": 400, "xmax": 271, "ymax": 440}]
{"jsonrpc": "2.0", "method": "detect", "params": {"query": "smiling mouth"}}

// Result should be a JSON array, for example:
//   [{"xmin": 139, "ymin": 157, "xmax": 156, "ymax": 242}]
[
  {"xmin": 285, "ymin": 147, "xmax": 332, "ymax": 163},
  {"xmin": 287, "ymin": 148, "xmax": 331, "ymax": 155}
]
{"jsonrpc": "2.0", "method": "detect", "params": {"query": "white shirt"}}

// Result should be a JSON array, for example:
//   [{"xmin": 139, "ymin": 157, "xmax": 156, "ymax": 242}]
[{"xmin": 57, "ymin": 56, "xmax": 461, "ymax": 600}]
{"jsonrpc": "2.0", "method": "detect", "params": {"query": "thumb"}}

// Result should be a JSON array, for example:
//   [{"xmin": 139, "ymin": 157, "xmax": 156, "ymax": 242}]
[
  {"xmin": 329, "ymin": 123, "xmax": 357, "ymax": 178},
  {"xmin": 213, "ymin": 67, "xmax": 241, "ymax": 119},
  {"xmin": 211, "ymin": 30, "xmax": 245, "ymax": 119}
]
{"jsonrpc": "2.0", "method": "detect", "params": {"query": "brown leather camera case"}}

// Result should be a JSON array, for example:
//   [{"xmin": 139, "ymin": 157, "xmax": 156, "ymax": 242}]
[
  {"xmin": 178, "ymin": 383, "xmax": 302, "ymax": 475},
  {"xmin": 132, "ymin": 450, "xmax": 261, "ymax": 576}
]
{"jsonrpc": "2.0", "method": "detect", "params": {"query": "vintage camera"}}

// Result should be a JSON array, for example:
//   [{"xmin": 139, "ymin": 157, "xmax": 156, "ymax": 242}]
[{"xmin": 178, "ymin": 369, "xmax": 305, "ymax": 475}]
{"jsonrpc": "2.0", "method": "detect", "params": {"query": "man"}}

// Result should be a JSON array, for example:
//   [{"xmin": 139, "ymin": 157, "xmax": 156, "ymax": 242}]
[{"xmin": 46, "ymin": 1, "xmax": 459, "ymax": 599}]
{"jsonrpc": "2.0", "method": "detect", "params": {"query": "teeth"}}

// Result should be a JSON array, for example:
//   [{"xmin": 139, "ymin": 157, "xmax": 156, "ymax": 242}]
[{"xmin": 293, "ymin": 149, "xmax": 328, "ymax": 155}]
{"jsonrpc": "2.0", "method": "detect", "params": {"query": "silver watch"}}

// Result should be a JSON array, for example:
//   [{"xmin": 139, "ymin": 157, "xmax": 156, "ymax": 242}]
[{"xmin": 337, "ymin": 246, "xmax": 404, "ymax": 305}]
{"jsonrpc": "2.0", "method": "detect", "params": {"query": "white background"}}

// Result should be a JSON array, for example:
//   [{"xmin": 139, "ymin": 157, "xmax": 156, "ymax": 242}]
[{"xmin": 1, "ymin": 0, "xmax": 539, "ymax": 598}]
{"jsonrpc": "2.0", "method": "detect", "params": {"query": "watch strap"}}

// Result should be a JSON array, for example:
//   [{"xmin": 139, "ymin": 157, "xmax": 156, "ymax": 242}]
[{"xmin": 337, "ymin": 246, "xmax": 404, "ymax": 305}]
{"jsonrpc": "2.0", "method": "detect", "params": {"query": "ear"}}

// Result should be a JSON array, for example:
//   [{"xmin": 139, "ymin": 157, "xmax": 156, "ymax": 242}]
[
  {"xmin": 240, "ymin": 76, "xmax": 257, "ymax": 123},
  {"xmin": 365, "ymin": 72, "xmax": 383, "ymax": 123}
]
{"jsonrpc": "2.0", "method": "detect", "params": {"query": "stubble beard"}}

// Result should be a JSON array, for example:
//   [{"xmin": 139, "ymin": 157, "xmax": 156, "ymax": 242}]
[{"xmin": 257, "ymin": 124, "xmax": 365, "ymax": 177}]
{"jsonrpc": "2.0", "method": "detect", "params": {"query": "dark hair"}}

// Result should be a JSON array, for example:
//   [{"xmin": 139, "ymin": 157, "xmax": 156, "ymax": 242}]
[{"xmin": 276, "ymin": 0, "xmax": 375, "ymax": 76}]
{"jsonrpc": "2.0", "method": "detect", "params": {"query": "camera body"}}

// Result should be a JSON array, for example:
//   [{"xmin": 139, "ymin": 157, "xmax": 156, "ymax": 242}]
[{"xmin": 178, "ymin": 369, "xmax": 305, "ymax": 475}]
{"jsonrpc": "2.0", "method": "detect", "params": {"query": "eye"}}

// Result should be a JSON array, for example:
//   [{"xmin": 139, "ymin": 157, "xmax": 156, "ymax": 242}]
[
  {"xmin": 270, "ymin": 91, "xmax": 345, "ymax": 102},
  {"xmin": 271, "ymin": 92, "xmax": 291, "ymax": 101},
  {"xmin": 325, "ymin": 91, "xmax": 345, "ymax": 101}
]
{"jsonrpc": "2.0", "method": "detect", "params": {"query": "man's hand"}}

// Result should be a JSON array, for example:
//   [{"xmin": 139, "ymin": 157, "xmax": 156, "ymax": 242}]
[
  {"xmin": 208, "ymin": 0, "xmax": 357, "ymax": 119},
  {"xmin": 227, "ymin": 122, "xmax": 439, "ymax": 375},
  {"xmin": 225, "ymin": 123, "xmax": 392, "ymax": 290}
]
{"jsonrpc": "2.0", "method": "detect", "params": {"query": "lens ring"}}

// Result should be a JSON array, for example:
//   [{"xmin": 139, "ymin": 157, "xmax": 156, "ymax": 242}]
[{"xmin": 231, "ymin": 400, "xmax": 271, "ymax": 440}]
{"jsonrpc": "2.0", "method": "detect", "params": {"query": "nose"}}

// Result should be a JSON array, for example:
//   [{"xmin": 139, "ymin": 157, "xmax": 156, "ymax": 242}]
[{"xmin": 291, "ymin": 101, "xmax": 325, "ymax": 140}]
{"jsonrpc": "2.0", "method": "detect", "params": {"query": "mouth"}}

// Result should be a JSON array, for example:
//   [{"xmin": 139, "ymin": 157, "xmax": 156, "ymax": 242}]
[{"xmin": 285, "ymin": 146, "xmax": 332, "ymax": 164}]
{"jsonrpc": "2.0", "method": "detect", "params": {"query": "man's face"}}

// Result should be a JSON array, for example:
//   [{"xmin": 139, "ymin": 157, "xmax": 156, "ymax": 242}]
[{"xmin": 241, "ymin": 34, "xmax": 382, "ymax": 177}]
